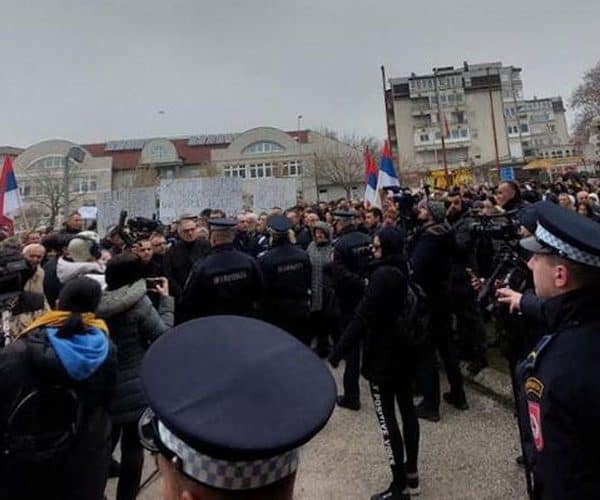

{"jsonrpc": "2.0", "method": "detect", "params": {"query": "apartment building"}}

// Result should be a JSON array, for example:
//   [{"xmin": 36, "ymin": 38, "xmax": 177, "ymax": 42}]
[{"xmin": 385, "ymin": 61, "xmax": 570, "ymax": 176}]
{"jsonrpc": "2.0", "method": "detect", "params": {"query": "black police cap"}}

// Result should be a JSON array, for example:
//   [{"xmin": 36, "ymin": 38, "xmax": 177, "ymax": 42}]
[
  {"xmin": 208, "ymin": 218, "xmax": 237, "ymax": 231},
  {"xmin": 332, "ymin": 210, "xmax": 357, "ymax": 220},
  {"xmin": 521, "ymin": 201, "xmax": 600, "ymax": 267},
  {"xmin": 141, "ymin": 316, "xmax": 336, "ymax": 490},
  {"xmin": 266, "ymin": 214, "xmax": 292, "ymax": 233}
]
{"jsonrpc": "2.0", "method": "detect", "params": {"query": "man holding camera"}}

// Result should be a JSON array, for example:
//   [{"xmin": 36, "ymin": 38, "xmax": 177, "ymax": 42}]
[{"xmin": 500, "ymin": 201, "xmax": 600, "ymax": 498}]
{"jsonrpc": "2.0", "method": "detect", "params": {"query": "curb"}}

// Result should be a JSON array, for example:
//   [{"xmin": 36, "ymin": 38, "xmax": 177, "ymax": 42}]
[{"xmin": 462, "ymin": 365, "xmax": 515, "ymax": 408}]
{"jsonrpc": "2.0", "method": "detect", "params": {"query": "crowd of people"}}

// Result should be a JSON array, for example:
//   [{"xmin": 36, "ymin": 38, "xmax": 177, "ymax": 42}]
[{"xmin": 1, "ymin": 173, "xmax": 600, "ymax": 500}]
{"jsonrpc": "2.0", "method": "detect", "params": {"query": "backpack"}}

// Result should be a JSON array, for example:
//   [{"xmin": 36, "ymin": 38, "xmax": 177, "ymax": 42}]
[
  {"xmin": 1, "ymin": 386, "xmax": 83, "ymax": 462},
  {"xmin": 395, "ymin": 281, "xmax": 430, "ymax": 346}
]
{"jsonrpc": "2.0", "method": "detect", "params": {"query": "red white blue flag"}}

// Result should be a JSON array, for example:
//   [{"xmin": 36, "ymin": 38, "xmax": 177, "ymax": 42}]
[
  {"xmin": 0, "ymin": 156, "xmax": 22, "ymax": 231},
  {"xmin": 377, "ymin": 140, "xmax": 399, "ymax": 189},
  {"xmin": 364, "ymin": 146, "xmax": 379, "ymax": 207}
]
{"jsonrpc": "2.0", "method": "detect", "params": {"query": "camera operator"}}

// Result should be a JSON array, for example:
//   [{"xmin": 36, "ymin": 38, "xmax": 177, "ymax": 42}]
[
  {"xmin": 506, "ymin": 201, "xmax": 600, "ymax": 498},
  {"xmin": 410, "ymin": 200, "xmax": 467, "ymax": 422},
  {"xmin": 0, "ymin": 251, "xmax": 49, "ymax": 344},
  {"xmin": 495, "ymin": 181, "xmax": 525, "ymax": 213},
  {"xmin": 446, "ymin": 190, "xmax": 489, "ymax": 375}
]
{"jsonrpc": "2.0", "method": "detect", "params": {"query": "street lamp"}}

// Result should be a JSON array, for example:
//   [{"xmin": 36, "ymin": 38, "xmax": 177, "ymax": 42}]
[{"xmin": 63, "ymin": 145, "xmax": 86, "ymax": 218}]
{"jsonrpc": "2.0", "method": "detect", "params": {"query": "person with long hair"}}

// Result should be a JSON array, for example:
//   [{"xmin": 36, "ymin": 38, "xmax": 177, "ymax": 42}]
[
  {"xmin": 96, "ymin": 253, "xmax": 174, "ymax": 500},
  {"xmin": 0, "ymin": 277, "xmax": 117, "ymax": 500},
  {"xmin": 330, "ymin": 228, "xmax": 420, "ymax": 500}
]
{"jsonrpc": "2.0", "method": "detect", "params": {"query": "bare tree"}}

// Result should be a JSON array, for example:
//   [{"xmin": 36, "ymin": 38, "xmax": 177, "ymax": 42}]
[
  {"xmin": 311, "ymin": 129, "xmax": 382, "ymax": 199},
  {"xmin": 571, "ymin": 60, "xmax": 600, "ymax": 142},
  {"xmin": 22, "ymin": 168, "xmax": 86, "ymax": 228}
]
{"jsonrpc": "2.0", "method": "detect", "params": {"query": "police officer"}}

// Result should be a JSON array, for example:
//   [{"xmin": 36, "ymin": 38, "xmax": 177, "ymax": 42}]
[
  {"xmin": 257, "ymin": 215, "xmax": 312, "ymax": 344},
  {"xmin": 327, "ymin": 210, "xmax": 372, "ymax": 410},
  {"xmin": 512, "ymin": 201, "xmax": 600, "ymax": 498},
  {"xmin": 139, "ymin": 316, "xmax": 336, "ymax": 500},
  {"xmin": 178, "ymin": 219, "xmax": 264, "ymax": 323}
]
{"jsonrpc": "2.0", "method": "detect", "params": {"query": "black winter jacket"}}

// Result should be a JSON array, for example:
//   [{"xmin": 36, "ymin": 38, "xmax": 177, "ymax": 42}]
[
  {"xmin": 0, "ymin": 329, "xmax": 117, "ymax": 500},
  {"xmin": 96, "ymin": 280, "xmax": 174, "ymax": 424},
  {"xmin": 409, "ymin": 221, "xmax": 453, "ymax": 305},
  {"xmin": 330, "ymin": 257, "xmax": 415, "ymax": 384},
  {"xmin": 163, "ymin": 239, "xmax": 211, "ymax": 300}
]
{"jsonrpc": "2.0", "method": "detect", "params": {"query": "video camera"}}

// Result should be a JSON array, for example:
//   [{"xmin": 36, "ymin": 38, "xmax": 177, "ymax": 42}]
[
  {"xmin": 127, "ymin": 215, "xmax": 163, "ymax": 240},
  {"xmin": 0, "ymin": 251, "xmax": 29, "ymax": 307},
  {"xmin": 469, "ymin": 210, "xmax": 521, "ymax": 241}
]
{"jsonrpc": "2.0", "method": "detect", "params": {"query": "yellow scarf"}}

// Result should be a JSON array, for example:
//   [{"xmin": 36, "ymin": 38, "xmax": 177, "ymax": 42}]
[{"xmin": 18, "ymin": 310, "xmax": 109, "ymax": 338}]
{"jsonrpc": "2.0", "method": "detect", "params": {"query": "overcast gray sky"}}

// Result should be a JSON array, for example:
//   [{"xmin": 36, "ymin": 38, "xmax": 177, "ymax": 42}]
[{"xmin": 1, "ymin": 0, "xmax": 598, "ymax": 147}]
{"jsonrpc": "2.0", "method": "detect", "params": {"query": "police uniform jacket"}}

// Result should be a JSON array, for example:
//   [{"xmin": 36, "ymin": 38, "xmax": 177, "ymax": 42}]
[
  {"xmin": 258, "ymin": 241, "xmax": 311, "ymax": 320},
  {"xmin": 179, "ymin": 243, "xmax": 264, "ymax": 323},
  {"xmin": 327, "ymin": 226, "xmax": 372, "ymax": 320},
  {"xmin": 518, "ymin": 287, "xmax": 600, "ymax": 499}
]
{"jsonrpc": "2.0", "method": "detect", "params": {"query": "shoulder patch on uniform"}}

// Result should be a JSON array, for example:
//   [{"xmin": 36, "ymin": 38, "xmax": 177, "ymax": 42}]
[
  {"xmin": 525, "ymin": 377, "xmax": 545, "ymax": 399},
  {"xmin": 528, "ymin": 401, "xmax": 544, "ymax": 452}
]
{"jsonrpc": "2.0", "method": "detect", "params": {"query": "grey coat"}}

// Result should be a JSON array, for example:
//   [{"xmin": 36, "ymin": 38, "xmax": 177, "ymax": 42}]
[{"xmin": 96, "ymin": 280, "xmax": 174, "ymax": 424}]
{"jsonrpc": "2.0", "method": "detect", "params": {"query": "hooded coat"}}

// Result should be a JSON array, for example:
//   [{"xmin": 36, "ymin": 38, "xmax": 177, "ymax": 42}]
[
  {"xmin": 0, "ymin": 326, "xmax": 117, "ymax": 499},
  {"xmin": 56, "ymin": 257, "xmax": 106, "ymax": 290},
  {"xmin": 306, "ymin": 222, "xmax": 334, "ymax": 312},
  {"xmin": 96, "ymin": 279, "xmax": 174, "ymax": 424},
  {"xmin": 330, "ymin": 228, "xmax": 414, "ymax": 384}
]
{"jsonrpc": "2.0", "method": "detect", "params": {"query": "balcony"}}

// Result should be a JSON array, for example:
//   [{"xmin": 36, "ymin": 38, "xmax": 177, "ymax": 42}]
[{"xmin": 411, "ymin": 104, "xmax": 431, "ymax": 116}]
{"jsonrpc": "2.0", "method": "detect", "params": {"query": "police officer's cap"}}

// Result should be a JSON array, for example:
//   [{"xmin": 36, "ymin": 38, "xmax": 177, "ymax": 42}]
[
  {"xmin": 266, "ymin": 215, "xmax": 292, "ymax": 233},
  {"xmin": 520, "ymin": 201, "xmax": 600, "ymax": 268},
  {"xmin": 140, "ymin": 316, "xmax": 336, "ymax": 491},
  {"xmin": 332, "ymin": 210, "xmax": 357, "ymax": 220},
  {"xmin": 209, "ymin": 218, "xmax": 237, "ymax": 232}
]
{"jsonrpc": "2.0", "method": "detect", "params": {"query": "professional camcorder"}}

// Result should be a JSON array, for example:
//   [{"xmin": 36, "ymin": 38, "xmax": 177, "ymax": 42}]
[
  {"xmin": 0, "ymin": 251, "xmax": 29, "ymax": 307},
  {"xmin": 469, "ymin": 210, "xmax": 521, "ymax": 241}
]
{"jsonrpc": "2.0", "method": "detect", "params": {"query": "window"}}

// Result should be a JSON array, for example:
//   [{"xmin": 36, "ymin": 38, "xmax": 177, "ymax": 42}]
[
  {"xmin": 72, "ymin": 176, "xmax": 98, "ymax": 194},
  {"xmin": 460, "ymin": 129, "xmax": 469, "ymax": 138},
  {"xmin": 283, "ymin": 160, "xmax": 303, "ymax": 177},
  {"xmin": 223, "ymin": 165, "xmax": 247, "ymax": 178},
  {"xmin": 242, "ymin": 142, "xmax": 284, "ymax": 155},
  {"xmin": 248, "ymin": 163, "xmax": 273, "ymax": 178},
  {"xmin": 520, "ymin": 124, "xmax": 529, "ymax": 133},
  {"xmin": 419, "ymin": 134, "xmax": 430, "ymax": 142}
]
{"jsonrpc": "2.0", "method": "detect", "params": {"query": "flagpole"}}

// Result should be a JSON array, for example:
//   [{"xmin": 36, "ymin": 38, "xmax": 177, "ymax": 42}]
[
  {"xmin": 433, "ymin": 67, "xmax": 450, "ymax": 186},
  {"xmin": 381, "ymin": 65, "xmax": 399, "ymax": 183}
]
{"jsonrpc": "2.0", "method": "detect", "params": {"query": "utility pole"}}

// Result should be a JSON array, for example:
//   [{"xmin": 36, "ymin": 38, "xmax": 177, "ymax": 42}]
[
  {"xmin": 487, "ymin": 67, "xmax": 501, "ymax": 171},
  {"xmin": 433, "ymin": 67, "xmax": 450, "ymax": 185},
  {"xmin": 63, "ymin": 146, "xmax": 85, "ymax": 221}
]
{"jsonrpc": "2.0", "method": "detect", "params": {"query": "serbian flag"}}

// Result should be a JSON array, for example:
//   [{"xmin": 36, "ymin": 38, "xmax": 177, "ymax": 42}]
[
  {"xmin": 364, "ymin": 146, "xmax": 379, "ymax": 207},
  {"xmin": 377, "ymin": 140, "xmax": 399, "ymax": 189},
  {"xmin": 0, "ymin": 156, "xmax": 22, "ymax": 233}
]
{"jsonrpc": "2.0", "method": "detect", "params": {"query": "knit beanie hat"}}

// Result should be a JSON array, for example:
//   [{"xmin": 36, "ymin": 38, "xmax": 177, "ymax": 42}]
[
  {"xmin": 427, "ymin": 201, "xmax": 447, "ymax": 223},
  {"xmin": 313, "ymin": 221, "xmax": 331, "ymax": 240}
]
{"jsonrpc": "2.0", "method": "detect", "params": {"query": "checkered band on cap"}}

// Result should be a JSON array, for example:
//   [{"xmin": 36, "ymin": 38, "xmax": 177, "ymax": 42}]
[
  {"xmin": 158, "ymin": 421, "xmax": 300, "ymax": 490},
  {"xmin": 536, "ymin": 224, "xmax": 600, "ymax": 267}
]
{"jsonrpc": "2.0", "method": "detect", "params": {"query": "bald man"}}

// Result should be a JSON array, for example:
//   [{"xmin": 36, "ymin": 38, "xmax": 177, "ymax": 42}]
[{"xmin": 22, "ymin": 244, "xmax": 46, "ymax": 295}]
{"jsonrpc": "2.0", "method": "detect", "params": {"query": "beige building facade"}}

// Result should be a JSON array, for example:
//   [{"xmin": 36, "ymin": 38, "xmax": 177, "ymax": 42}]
[
  {"xmin": 13, "ymin": 139, "xmax": 112, "ymax": 224},
  {"xmin": 386, "ymin": 61, "xmax": 571, "ymax": 178}
]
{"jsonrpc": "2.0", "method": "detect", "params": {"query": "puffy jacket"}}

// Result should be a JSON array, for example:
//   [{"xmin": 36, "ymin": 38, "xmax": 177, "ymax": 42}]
[
  {"xmin": 96, "ymin": 280, "xmax": 174, "ymax": 424},
  {"xmin": 56, "ymin": 257, "xmax": 106, "ymax": 290},
  {"xmin": 330, "ymin": 257, "xmax": 414, "ymax": 384},
  {"xmin": 0, "ymin": 328, "xmax": 117, "ymax": 500}
]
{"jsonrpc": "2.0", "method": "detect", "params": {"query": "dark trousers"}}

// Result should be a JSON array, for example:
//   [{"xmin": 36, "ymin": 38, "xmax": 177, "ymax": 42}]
[
  {"xmin": 453, "ymin": 293, "xmax": 488, "ymax": 363},
  {"xmin": 309, "ymin": 310, "xmax": 337, "ymax": 354},
  {"xmin": 343, "ymin": 344, "xmax": 361, "ymax": 402},
  {"xmin": 370, "ymin": 380, "xmax": 420, "ymax": 489},
  {"xmin": 112, "ymin": 422, "xmax": 144, "ymax": 500},
  {"xmin": 419, "ymin": 310, "xmax": 465, "ymax": 411}
]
